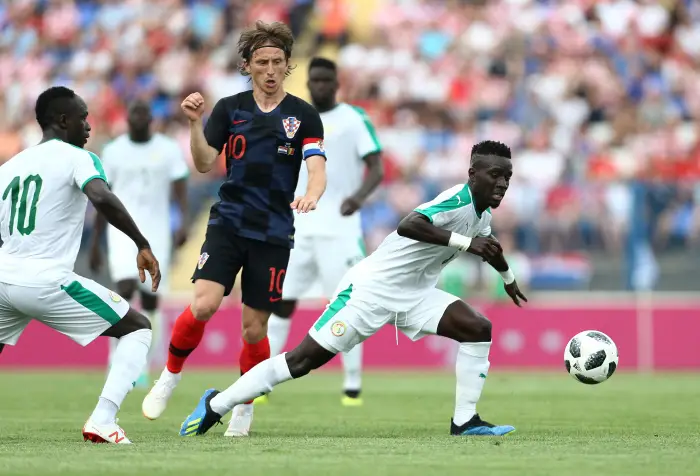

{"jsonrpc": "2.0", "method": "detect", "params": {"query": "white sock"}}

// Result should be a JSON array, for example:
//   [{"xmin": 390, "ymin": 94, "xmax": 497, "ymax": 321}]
[
  {"xmin": 108, "ymin": 337, "xmax": 119, "ymax": 369},
  {"xmin": 94, "ymin": 328, "xmax": 152, "ymax": 423},
  {"xmin": 453, "ymin": 341, "xmax": 491, "ymax": 426},
  {"xmin": 341, "ymin": 342, "xmax": 363, "ymax": 392},
  {"xmin": 108, "ymin": 297, "xmax": 134, "ymax": 369},
  {"xmin": 210, "ymin": 353, "xmax": 292, "ymax": 416},
  {"xmin": 157, "ymin": 366, "xmax": 182, "ymax": 385},
  {"xmin": 144, "ymin": 309, "xmax": 162, "ymax": 371},
  {"xmin": 90, "ymin": 397, "xmax": 119, "ymax": 425},
  {"xmin": 267, "ymin": 314, "xmax": 291, "ymax": 356}
]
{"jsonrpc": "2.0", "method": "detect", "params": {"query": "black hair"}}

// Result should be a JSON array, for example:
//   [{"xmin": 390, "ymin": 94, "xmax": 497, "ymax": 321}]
[
  {"xmin": 470, "ymin": 140, "xmax": 511, "ymax": 166},
  {"xmin": 128, "ymin": 99, "xmax": 151, "ymax": 111},
  {"xmin": 309, "ymin": 57, "xmax": 337, "ymax": 73},
  {"xmin": 35, "ymin": 86, "xmax": 76, "ymax": 129}
]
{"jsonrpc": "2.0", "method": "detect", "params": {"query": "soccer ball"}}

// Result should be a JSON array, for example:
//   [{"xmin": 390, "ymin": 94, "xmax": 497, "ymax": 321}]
[{"xmin": 564, "ymin": 330, "xmax": 619, "ymax": 384}]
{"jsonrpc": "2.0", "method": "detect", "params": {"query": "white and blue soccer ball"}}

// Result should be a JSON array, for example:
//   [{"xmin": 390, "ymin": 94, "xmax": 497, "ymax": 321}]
[{"xmin": 564, "ymin": 330, "xmax": 619, "ymax": 385}]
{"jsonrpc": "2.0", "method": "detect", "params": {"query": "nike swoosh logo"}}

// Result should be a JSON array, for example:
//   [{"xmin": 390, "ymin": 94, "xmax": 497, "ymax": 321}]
[
  {"xmin": 233, "ymin": 120, "xmax": 247, "ymax": 124},
  {"xmin": 269, "ymin": 297, "xmax": 281, "ymax": 302}
]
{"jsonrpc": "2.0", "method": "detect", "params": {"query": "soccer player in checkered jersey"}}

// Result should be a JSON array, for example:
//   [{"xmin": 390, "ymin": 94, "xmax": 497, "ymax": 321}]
[
  {"xmin": 264, "ymin": 57, "xmax": 384, "ymax": 407},
  {"xmin": 142, "ymin": 21, "xmax": 327, "ymax": 437}
]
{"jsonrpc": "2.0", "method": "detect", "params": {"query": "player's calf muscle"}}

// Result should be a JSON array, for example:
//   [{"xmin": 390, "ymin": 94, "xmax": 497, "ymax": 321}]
[
  {"xmin": 241, "ymin": 306, "xmax": 271, "ymax": 343},
  {"xmin": 241, "ymin": 320, "xmax": 267, "ymax": 343},
  {"xmin": 285, "ymin": 336, "xmax": 335, "ymax": 378}
]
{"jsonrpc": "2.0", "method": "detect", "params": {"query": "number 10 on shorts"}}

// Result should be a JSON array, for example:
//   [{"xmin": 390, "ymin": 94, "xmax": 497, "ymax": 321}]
[{"xmin": 269, "ymin": 267, "xmax": 285, "ymax": 303}]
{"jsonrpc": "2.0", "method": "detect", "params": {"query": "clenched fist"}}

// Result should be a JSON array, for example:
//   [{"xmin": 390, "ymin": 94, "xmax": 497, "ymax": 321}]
[{"xmin": 181, "ymin": 93, "xmax": 206, "ymax": 122}]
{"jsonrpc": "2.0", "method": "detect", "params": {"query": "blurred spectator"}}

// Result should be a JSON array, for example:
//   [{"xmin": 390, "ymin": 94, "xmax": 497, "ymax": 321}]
[{"xmin": 2, "ymin": 0, "xmax": 700, "ymax": 292}]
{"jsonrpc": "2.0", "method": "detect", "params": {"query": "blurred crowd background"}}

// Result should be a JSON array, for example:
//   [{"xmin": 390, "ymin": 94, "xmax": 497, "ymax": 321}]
[{"xmin": 1, "ymin": 0, "xmax": 699, "ymax": 296}]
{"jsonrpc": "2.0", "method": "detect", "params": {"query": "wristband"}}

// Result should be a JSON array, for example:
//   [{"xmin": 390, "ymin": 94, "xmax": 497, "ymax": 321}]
[
  {"xmin": 448, "ymin": 233, "xmax": 472, "ymax": 252},
  {"xmin": 500, "ymin": 269, "xmax": 515, "ymax": 285}
]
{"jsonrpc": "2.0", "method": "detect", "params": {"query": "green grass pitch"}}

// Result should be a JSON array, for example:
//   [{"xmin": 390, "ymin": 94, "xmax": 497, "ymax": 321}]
[{"xmin": 0, "ymin": 370, "xmax": 698, "ymax": 476}]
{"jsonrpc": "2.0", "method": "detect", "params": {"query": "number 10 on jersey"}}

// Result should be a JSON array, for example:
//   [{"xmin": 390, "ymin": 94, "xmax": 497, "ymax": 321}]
[{"xmin": 2, "ymin": 175, "xmax": 43, "ymax": 236}]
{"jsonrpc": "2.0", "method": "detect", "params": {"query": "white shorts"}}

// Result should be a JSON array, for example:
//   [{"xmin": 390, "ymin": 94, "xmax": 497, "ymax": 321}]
[
  {"xmin": 107, "ymin": 232, "xmax": 170, "ymax": 294},
  {"xmin": 283, "ymin": 234, "xmax": 365, "ymax": 300},
  {"xmin": 308, "ymin": 282, "xmax": 459, "ymax": 354},
  {"xmin": 0, "ymin": 273, "xmax": 129, "ymax": 346}
]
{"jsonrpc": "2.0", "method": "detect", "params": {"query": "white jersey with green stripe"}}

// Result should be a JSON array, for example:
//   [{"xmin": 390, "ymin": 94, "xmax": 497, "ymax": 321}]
[
  {"xmin": 293, "ymin": 103, "xmax": 381, "ymax": 238},
  {"xmin": 348, "ymin": 183, "xmax": 491, "ymax": 311},
  {"xmin": 0, "ymin": 139, "xmax": 108, "ymax": 287}
]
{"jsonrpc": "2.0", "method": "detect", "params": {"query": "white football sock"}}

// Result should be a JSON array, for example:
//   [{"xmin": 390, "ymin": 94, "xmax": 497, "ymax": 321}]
[
  {"xmin": 108, "ymin": 337, "xmax": 119, "ymax": 369},
  {"xmin": 453, "ymin": 341, "xmax": 491, "ymax": 426},
  {"xmin": 108, "ymin": 296, "xmax": 134, "ymax": 370},
  {"xmin": 341, "ymin": 342, "xmax": 363, "ymax": 392},
  {"xmin": 210, "ymin": 353, "xmax": 292, "ymax": 416},
  {"xmin": 93, "ymin": 328, "xmax": 151, "ymax": 423},
  {"xmin": 267, "ymin": 314, "xmax": 291, "ymax": 356},
  {"xmin": 90, "ymin": 397, "xmax": 119, "ymax": 425}
]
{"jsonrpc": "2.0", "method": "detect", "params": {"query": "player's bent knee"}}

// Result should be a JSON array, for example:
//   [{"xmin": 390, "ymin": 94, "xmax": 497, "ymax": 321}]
[
  {"xmin": 191, "ymin": 280, "xmax": 225, "ymax": 321},
  {"xmin": 190, "ymin": 294, "xmax": 222, "ymax": 321},
  {"xmin": 438, "ymin": 301, "xmax": 492, "ymax": 343},
  {"xmin": 471, "ymin": 315, "xmax": 492, "ymax": 342},
  {"xmin": 242, "ymin": 321, "xmax": 266, "ymax": 343},
  {"xmin": 450, "ymin": 312, "xmax": 491, "ymax": 343}
]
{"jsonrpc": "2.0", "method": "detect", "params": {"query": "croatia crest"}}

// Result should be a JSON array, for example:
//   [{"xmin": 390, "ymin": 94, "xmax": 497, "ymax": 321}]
[
  {"xmin": 282, "ymin": 116, "xmax": 301, "ymax": 139},
  {"xmin": 197, "ymin": 252, "xmax": 209, "ymax": 270}
]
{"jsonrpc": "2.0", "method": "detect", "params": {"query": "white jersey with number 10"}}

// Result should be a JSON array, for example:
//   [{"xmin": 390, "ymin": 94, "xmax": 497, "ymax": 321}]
[{"xmin": 0, "ymin": 139, "xmax": 108, "ymax": 287}]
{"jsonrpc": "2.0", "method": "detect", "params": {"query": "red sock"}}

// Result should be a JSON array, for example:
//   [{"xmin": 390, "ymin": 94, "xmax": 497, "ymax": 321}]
[
  {"xmin": 239, "ymin": 336, "xmax": 270, "ymax": 404},
  {"xmin": 167, "ymin": 306, "xmax": 207, "ymax": 374}
]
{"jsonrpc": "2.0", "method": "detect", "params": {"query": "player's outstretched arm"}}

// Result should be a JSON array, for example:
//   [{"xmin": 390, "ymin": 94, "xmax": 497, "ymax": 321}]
[
  {"xmin": 83, "ymin": 179, "xmax": 150, "ymax": 251},
  {"xmin": 397, "ymin": 212, "xmax": 502, "ymax": 261}
]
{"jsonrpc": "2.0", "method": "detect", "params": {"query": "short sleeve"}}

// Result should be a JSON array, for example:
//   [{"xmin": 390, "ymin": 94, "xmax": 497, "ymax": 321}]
[
  {"xmin": 300, "ymin": 106, "xmax": 326, "ymax": 161},
  {"xmin": 204, "ymin": 98, "xmax": 230, "ymax": 154},
  {"xmin": 168, "ymin": 141, "xmax": 190, "ymax": 181},
  {"xmin": 74, "ymin": 151, "xmax": 108, "ymax": 191},
  {"xmin": 350, "ymin": 106, "xmax": 382, "ymax": 159},
  {"xmin": 414, "ymin": 186, "xmax": 470, "ymax": 228}
]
